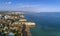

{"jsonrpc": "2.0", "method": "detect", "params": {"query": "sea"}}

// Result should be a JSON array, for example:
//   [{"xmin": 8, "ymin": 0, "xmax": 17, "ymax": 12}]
[{"xmin": 24, "ymin": 12, "xmax": 60, "ymax": 36}]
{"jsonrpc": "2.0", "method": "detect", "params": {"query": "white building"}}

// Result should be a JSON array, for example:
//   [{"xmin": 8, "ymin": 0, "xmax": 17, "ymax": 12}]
[
  {"xmin": 20, "ymin": 15, "xmax": 24, "ymax": 18},
  {"xmin": 0, "ymin": 14, "xmax": 2, "ymax": 19},
  {"xmin": 19, "ymin": 19, "xmax": 27, "ymax": 22},
  {"xmin": 25, "ymin": 22, "xmax": 36, "ymax": 26},
  {"xmin": 15, "ymin": 16, "xmax": 18, "ymax": 19},
  {"xmin": 4, "ymin": 15, "xmax": 11, "ymax": 19}
]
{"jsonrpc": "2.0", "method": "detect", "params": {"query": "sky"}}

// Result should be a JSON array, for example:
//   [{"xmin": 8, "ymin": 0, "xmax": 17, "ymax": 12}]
[{"xmin": 0, "ymin": 0, "xmax": 60, "ymax": 12}]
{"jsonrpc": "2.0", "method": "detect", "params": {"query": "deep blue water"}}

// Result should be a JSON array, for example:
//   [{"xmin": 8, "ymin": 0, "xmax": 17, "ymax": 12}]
[{"xmin": 24, "ymin": 12, "xmax": 60, "ymax": 36}]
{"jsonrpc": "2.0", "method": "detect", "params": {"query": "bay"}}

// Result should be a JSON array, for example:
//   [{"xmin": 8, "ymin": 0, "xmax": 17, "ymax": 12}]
[{"xmin": 24, "ymin": 12, "xmax": 60, "ymax": 36}]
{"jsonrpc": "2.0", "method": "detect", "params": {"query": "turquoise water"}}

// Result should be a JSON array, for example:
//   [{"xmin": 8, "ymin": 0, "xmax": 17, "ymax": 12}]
[{"xmin": 24, "ymin": 12, "xmax": 60, "ymax": 36}]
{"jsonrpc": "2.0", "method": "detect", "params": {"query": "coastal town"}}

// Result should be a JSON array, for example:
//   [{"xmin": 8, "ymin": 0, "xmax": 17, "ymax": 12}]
[{"xmin": 0, "ymin": 12, "xmax": 35, "ymax": 36}]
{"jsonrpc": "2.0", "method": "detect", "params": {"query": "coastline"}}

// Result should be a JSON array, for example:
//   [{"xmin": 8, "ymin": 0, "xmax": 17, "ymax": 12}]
[
  {"xmin": 22, "ymin": 24, "xmax": 31, "ymax": 36},
  {"xmin": 0, "ymin": 12, "xmax": 35, "ymax": 36}
]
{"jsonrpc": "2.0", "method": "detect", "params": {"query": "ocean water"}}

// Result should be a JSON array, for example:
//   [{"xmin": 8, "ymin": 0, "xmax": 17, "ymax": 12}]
[{"xmin": 24, "ymin": 12, "xmax": 60, "ymax": 36}]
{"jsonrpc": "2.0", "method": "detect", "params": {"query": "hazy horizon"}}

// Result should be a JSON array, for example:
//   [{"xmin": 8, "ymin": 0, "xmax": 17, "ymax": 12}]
[{"xmin": 0, "ymin": 0, "xmax": 60, "ymax": 12}]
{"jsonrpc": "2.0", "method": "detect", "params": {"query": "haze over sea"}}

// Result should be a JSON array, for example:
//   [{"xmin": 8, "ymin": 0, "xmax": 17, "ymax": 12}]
[{"xmin": 24, "ymin": 12, "xmax": 60, "ymax": 36}]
